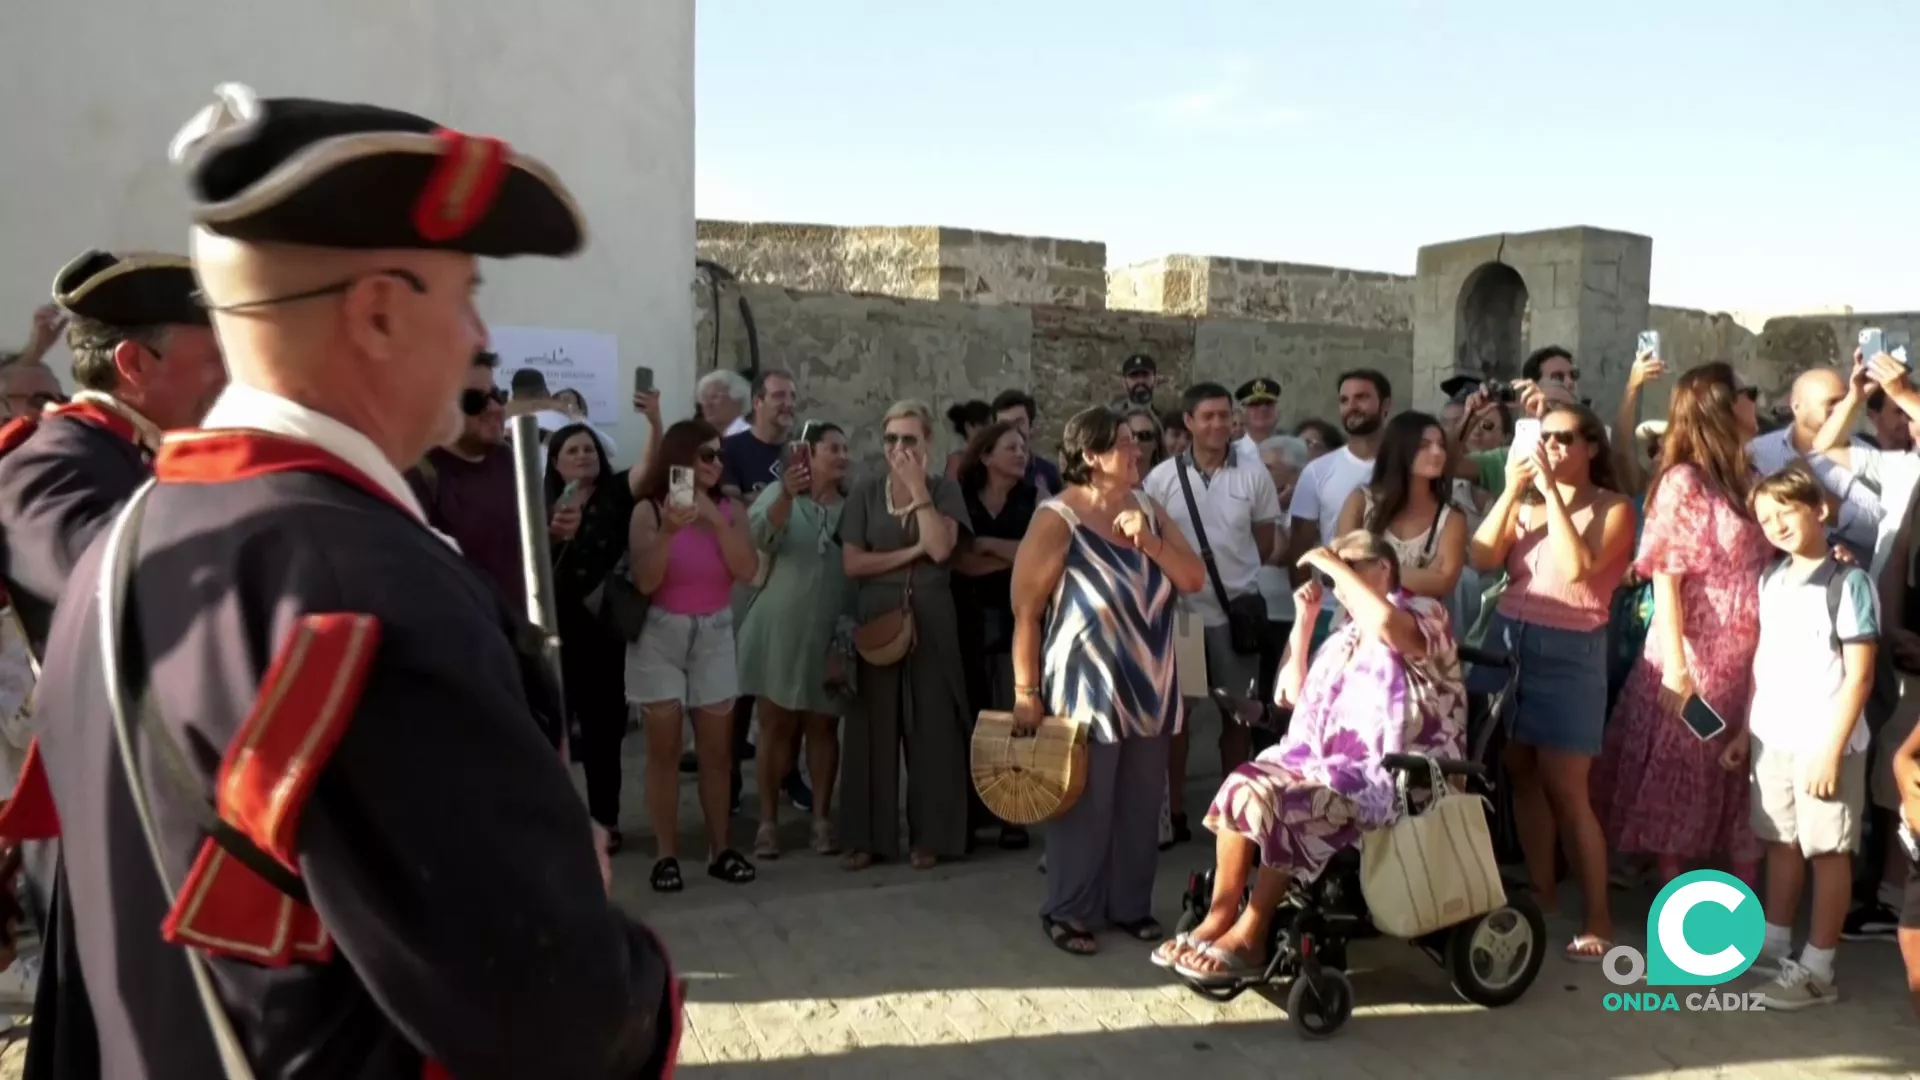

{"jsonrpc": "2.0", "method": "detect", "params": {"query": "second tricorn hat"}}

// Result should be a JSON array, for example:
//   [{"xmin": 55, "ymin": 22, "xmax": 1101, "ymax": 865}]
[
  {"xmin": 169, "ymin": 83, "xmax": 586, "ymax": 258},
  {"xmin": 51, "ymin": 249, "xmax": 209, "ymax": 327}
]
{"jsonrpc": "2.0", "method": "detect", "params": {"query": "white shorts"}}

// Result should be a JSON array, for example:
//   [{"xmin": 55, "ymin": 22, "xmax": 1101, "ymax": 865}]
[
  {"xmin": 626, "ymin": 607, "xmax": 738, "ymax": 710},
  {"xmin": 1750, "ymin": 736, "xmax": 1866, "ymax": 857}
]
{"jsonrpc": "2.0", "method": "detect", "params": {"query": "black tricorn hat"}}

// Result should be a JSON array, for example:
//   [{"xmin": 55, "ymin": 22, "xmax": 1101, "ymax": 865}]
[
  {"xmin": 169, "ymin": 83, "xmax": 585, "ymax": 258},
  {"xmin": 51, "ymin": 250, "xmax": 209, "ymax": 327}
]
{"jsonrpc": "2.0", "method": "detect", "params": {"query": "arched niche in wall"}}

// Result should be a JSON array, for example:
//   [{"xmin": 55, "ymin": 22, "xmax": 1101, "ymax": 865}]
[{"xmin": 1453, "ymin": 262, "xmax": 1532, "ymax": 383}]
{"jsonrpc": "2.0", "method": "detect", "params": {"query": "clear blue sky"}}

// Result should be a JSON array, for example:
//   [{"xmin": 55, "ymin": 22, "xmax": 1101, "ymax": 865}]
[{"xmin": 696, "ymin": 1, "xmax": 1919, "ymax": 316}]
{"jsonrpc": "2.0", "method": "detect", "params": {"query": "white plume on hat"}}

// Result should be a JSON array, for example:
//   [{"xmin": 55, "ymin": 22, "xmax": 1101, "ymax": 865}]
[{"xmin": 168, "ymin": 83, "xmax": 264, "ymax": 168}]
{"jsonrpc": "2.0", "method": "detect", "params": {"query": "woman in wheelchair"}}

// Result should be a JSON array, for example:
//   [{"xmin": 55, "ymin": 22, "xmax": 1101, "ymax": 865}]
[{"xmin": 1153, "ymin": 530, "xmax": 1467, "ymax": 982}]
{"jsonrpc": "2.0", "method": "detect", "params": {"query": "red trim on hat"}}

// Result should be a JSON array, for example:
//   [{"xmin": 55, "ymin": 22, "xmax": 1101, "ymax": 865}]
[
  {"xmin": 413, "ymin": 129, "xmax": 512, "ymax": 243},
  {"xmin": 155, "ymin": 430, "xmax": 414, "ymax": 517},
  {"xmin": 0, "ymin": 741, "xmax": 61, "ymax": 843}
]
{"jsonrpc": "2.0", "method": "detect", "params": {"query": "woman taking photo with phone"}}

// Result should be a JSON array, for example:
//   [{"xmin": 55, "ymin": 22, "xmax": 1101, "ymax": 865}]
[
  {"xmin": 545, "ymin": 424, "xmax": 639, "ymax": 852},
  {"xmin": 628, "ymin": 419, "xmax": 761, "ymax": 893},
  {"xmin": 738, "ymin": 422, "xmax": 858, "ymax": 859},
  {"xmin": 1468, "ymin": 403, "xmax": 1635, "ymax": 962},
  {"xmin": 1594, "ymin": 363, "xmax": 1772, "ymax": 911}
]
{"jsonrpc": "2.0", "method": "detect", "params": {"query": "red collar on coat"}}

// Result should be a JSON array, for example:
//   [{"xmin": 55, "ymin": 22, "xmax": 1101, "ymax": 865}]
[
  {"xmin": 0, "ymin": 399, "xmax": 141, "ymax": 458},
  {"xmin": 154, "ymin": 429, "xmax": 414, "ymax": 518}
]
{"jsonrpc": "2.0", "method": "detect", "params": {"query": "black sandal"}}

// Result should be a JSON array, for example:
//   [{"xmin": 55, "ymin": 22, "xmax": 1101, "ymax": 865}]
[
  {"xmin": 998, "ymin": 826, "xmax": 1031, "ymax": 850},
  {"xmin": 1042, "ymin": 915, "xmax": 1097, "ymax": 956},
  {"xmin": 708, "ymin": 848, "xmax": 757, "ymax": 884},
  {"xmin": 649, "ymin": 857, "xmax": 683, "ymax": 893},
  {"xmin": 1113, "ymin": 917, "xmax": 1163, "ymax": 942}
]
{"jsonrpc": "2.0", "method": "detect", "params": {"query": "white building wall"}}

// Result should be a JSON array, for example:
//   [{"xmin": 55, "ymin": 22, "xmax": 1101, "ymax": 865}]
[{"xmin": 0, "ymin": 0, "xmax": 695, "ymax": 465}]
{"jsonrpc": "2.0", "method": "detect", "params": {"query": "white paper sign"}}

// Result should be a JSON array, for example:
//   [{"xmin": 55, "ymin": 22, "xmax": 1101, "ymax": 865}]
[{"xmin": 488, "ymin": 325, "xmax": 620, "ymax": 421}]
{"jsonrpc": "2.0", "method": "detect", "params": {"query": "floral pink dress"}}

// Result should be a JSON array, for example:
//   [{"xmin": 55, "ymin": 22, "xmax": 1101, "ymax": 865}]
[
  {"xmin": 1592, "ymin": 464, "xmax": 1772, "ymax": 862},
  {"xmin": 1204, "ymin": 593, "xmax": 1466, "ymax": 883}
]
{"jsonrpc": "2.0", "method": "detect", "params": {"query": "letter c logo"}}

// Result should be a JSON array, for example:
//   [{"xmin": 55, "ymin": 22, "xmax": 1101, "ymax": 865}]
[{"xmin": 1657, "ymin": 878, "xmax": 1749, "ymax": 979}]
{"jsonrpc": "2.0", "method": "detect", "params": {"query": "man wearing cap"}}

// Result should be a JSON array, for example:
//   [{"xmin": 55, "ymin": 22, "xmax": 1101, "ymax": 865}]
[
  {"xmin": 0, "ymin": 249, "xmax": 226, "ymax": 1034},
  {"xmin": 1115, "ymin": 352, "xmax": 1159, "ymax": 409},
  {"xmin": 0, "ymin": 250, "xmax": 226, "ymax": 654},
  {"xmin": 1231, "ymin": 377, "xmax": 1281, "ymax": 460},
  {"xmin": 23, "ymin": 85, "xmax": 678, "ymax": 1079}
]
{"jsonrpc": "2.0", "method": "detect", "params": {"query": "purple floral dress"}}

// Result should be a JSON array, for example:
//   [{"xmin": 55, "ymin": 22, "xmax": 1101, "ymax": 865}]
[{"xmin": 1204, "ymin": 593, "xmax": 1467, "ymax": 882}]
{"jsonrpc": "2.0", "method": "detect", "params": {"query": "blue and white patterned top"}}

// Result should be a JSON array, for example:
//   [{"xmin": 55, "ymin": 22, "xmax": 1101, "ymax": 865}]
[{"xmin": 1040, "ymin": 493, "xmax": 1184, "ymax": 743}]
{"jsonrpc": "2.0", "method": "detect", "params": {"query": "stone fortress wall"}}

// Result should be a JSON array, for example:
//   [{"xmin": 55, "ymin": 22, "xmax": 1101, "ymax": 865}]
[{"xmin": 693, "ymin": 219, "xmax": 1917, "ymax": 459}]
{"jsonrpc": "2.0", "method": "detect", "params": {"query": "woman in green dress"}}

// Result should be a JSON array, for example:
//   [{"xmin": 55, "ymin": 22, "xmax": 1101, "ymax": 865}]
[{"xmin": 739, "ymin": 422, "xmax": 857, "ymax": 858}]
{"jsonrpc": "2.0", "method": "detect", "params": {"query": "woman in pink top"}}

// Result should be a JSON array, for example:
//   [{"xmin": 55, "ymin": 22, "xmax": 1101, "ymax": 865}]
[
  {"xmin": 628, "ymin": 420, "xmax": 760, "ymax": 893},
  {"xmin": 1468, "ymin": 403, "xmax": 1636, "ymax": 963}
]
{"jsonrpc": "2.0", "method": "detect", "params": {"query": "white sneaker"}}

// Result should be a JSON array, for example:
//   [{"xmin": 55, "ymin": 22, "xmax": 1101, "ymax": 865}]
[
  {"xmin": 1756, "ymin": 958, "xmax": 1838, "ymax": 1011},
  {"xmin": 0, "ymin": 951, "xmax": 39, "ymax": 1013},
  {"xmin": 1749, "ymin": 946, "xmax": 1793, "ymax": 979}
]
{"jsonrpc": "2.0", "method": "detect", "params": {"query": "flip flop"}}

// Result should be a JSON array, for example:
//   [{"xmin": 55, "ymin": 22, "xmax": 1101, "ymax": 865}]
[
  {"xmin": 1151, "ymin": 932, "xmax": 1207, "ymax": 969},
  {"xmin": 1175, "ymin": 943, "xmax": 1263, "ymax": 986},
  {"xmin": 1564, "ymin": 934, "xmax": 1611, "ymax": 963}
]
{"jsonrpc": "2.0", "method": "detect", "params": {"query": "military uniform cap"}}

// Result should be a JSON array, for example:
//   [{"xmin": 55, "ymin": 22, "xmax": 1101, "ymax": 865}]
[
  {"xmin": 51, "ymin": 249, "xmax": 208, "ymax": 328},
  {"xmin": 1235, "ymin": 377, "xmax": 1280, "ymax": 405},
  {"xmin": 1121, "ymin": 353, "xmax": 1157, "ymax": 376},
  {"xmin": 169, "ymin": 83, "xmax": 585, "ymax": 258},
  {"xmin": 1439, "ymin": 372, "xmax": 1484, "ymax": 400}
]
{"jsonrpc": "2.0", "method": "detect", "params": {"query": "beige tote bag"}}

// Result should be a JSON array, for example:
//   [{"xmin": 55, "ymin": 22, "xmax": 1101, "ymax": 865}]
[{"xmin": 1360, "ymin": 757, "xmax": 1506, "ymax": 938}]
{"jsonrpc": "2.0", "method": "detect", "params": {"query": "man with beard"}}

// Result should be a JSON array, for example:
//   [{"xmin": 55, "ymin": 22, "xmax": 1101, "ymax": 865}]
[
  {"xmin": 1113, "ymin": 352, "xmax": 1159, "ymax": 409},
  {"xmin": 408, "ymin": 350, "xmax": 525, "ymax": 613},
  {"xmin": 1283, "ymin": 370, "xmax": 1391, "ymax": 647}
]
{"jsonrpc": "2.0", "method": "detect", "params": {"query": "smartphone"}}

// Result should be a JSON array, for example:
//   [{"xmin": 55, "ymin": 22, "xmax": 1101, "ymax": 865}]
[
  {"xmin": 559, "ymin": 479, "xmax": 581, "ymax": 507},
  {"xmin": 1680, "ymin": 694, "xmax": 1729, "ymax": 742},
  {"xmin": 786, "ymin": 440, "xmax": 810, "ymax": 472},
  {"xmin": 1508, "ymin": 418, "xmax": 1541, "ymax": 463},
  {"xmin": 634, "ymin": 366, "xmax": 654, "ymax": 395},
  {"xmin": 1637, "ymin": 329, "xmax": 1661, "ymax": 361},
  {"xmin": 1888, "ymin": 331, "xmax": 1912, "ymax": 369},
  {"xmin": 668, "ymin": 465, "xmax": 695, "ymax": 509},
  {"xmin": 1861, "ymin": 328, "xmax": 1885, "ymax": 361}
]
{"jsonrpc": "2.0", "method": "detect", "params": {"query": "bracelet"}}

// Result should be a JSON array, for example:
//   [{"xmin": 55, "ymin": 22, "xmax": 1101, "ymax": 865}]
[{"xmin": 1014, "ymin": 684, "xmax": 1042, "ymax": 699}]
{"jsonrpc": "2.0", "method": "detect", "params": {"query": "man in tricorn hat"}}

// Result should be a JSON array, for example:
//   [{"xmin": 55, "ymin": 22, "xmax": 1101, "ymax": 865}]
[
  {"xmin": 24, "ymin": 83, "xmax": 678, "ymax": 1078},
  {"xmin": 0, "ymin": 247, "xmax": 225, "ymax": 1040}
]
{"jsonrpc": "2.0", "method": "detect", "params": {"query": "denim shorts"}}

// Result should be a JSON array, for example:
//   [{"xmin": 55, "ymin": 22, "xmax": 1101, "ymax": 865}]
[{"xmin": 1481, "ymin": 612, "xmax": 1608, "ymax": 757}]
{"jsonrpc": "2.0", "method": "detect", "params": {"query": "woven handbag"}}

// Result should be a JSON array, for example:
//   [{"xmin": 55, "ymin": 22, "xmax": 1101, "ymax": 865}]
[
  {"xmin": 1359, "ymin": 757, "xmax": 1507, "ymax": 938},
  {"xmin": 970, "ymin": 710, "xmax": 1088, "ymax": 825}
]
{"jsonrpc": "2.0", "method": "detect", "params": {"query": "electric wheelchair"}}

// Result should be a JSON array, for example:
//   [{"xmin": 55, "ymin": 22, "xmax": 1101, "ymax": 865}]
[{"xmin": 1170, "ymin": 645, "xmax": 1543, "ymax": 1038}]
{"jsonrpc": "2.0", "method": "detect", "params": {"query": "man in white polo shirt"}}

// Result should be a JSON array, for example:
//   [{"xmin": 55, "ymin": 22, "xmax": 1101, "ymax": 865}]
[
  {"xmin": 1145, "ymin": 381, "xmax": 1282, "ymax": 845},
  {"xmin": 1284, "ymin": 369, "xmax": 1391, "ymax": 647}
]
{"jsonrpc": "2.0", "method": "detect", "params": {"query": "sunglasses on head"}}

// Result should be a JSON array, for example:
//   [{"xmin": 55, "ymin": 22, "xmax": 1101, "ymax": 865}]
[{"xmin": 460, "ymin": 387, "xmax": 508, "ymax": 416}]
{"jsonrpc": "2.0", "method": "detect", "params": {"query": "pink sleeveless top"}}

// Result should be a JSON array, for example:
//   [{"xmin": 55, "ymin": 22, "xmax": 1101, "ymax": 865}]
[
  {"xmin": 652, "ymin": 500, "xmax": 736, "ymax": 616},
  {"xmin": 1495, "ymin": 497, "xmax": 1629, "ymax": 633}
]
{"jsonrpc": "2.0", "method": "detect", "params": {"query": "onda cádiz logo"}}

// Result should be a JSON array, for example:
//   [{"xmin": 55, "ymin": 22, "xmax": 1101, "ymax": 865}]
[{"xmin": 1601, "ymin": 870, "xmax": 1769, "ymax": 1013}]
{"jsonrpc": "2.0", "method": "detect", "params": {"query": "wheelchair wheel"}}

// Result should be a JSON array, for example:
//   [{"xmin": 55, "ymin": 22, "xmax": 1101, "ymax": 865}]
[
  {"xmin": 1284, "ymin": 968, "xmax": 1353, "ymax": 1039},
  {"xmin": 1444, "ymin": 891, "xmax": 1546, "ymax": 1008}
]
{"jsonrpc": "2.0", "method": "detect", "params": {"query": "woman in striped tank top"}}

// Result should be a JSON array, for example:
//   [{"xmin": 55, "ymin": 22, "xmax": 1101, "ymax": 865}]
[{"xmin": 1011, "ymin": 407, "xmax": 1208, "ymax": 956}]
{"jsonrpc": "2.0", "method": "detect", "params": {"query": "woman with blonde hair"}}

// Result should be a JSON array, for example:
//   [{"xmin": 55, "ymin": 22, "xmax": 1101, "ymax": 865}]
[
  {"xmin": 837, "ymin": 400, "xmax": 975, "ymax": 870},
  {"xmin": 1592, "ymin": 363, "xmax": 1772, "ymax": 939}
]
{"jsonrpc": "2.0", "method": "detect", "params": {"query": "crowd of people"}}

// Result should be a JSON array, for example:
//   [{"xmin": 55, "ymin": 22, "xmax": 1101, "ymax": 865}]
[{"xmin": 0, "ymin": 84, "xmax": 1917, "ymax": 1079}]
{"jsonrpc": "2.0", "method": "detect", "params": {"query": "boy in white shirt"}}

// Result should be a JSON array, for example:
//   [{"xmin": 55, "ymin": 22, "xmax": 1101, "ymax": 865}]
[{"xmin": 1743, "ymin": 465, "xmax": 1879, "ymax": 1009}]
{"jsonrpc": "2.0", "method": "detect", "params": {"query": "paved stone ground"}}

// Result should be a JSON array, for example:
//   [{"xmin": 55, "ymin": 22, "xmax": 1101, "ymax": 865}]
[
  {"xmin": 618, "ymin": 737, "xmax": 1920, "ymax": 1080},
  {"xmin": 7, "ymin": 729, "xmax": 1920, "ymax": 1078}
]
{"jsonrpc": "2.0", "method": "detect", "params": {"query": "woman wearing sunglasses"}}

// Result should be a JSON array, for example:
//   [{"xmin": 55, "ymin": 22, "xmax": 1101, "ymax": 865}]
[
  {"xmin": 628, "ymin": 420, "xmax": 761, "ymax": 893},
  {"xmin": 837, "ymin": 400, "xmax": 973, "ymax": 871},
  {"xmin": 1469, "ymin": 402, "xmax": 1635, "ymax": 964}
]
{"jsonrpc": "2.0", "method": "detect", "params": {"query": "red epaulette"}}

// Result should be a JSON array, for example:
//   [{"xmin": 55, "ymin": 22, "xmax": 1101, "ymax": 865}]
[{"xmin": 160, "ymin": 612, "xmax": 379, "ymax": 968}]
